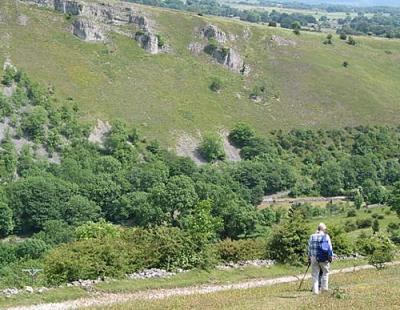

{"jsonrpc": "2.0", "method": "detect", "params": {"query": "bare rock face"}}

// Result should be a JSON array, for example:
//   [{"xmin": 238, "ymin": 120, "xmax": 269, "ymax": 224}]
[
  {"xmin": 135, "ymin": 32, "xmax": 159, "ymax": 54},
  {"xmin": 22, "ymin": 0, "xmax": 54, "ymax": 7},
  {"xmin": 188, "ymin": 42, "xmax": 203, "ymax": 55},
  {"xmin": 88, "ymin": 119, "xmax": 111, "ymax": 146},
  {"xmin": 212, "ymin": 48, "xmax": 250, "ymax": 75},
  {"xmin": 270, "ymin": 35, "xmax": 296, "ymax": 46},
  {"xmin": 72, "ymin": 18, "xmax": 105, "ymax": 42},
  {"xmin": 202, "ymin": 24, "xmax": 226, "ymax": 43},
  {"xmin": 54, "ymin": 0, "xmax": 82, "ymax": 15}
]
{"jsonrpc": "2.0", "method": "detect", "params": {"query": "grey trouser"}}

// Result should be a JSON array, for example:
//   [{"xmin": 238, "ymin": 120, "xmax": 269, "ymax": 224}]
[{"xmin": 311, "ymin": 257, "xmax": 330, "ymax": 294}]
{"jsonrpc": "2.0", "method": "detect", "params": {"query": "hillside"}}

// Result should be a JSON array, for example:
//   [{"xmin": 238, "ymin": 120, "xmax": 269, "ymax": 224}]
[{"xmin": 1, "ymin": 0, "xmax": 400, "ymax": 145}]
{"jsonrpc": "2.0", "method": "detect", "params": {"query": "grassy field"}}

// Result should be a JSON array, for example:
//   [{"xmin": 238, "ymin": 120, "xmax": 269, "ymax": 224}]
[
  {"xmin": 1, "ymin": 0, "xmax": 400, "ymax": 145},
  {"xmin": 96, "ymin": 265, "xmax": 400, "ymax": 310}
]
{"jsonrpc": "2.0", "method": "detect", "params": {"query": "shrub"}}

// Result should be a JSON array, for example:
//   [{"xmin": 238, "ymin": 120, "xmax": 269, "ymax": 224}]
[
  {"xmin": 346, "ymin": 209, "xmax": 357, "ymax": 217},
  {"xmin": 0, "ymin": 242, "xmax": 17, "ymax": 268},
  {"xmin": 198, "ymin": 134, "xmax": 225, "ymax": 162},
  {"xmin": 228, "ymin": 122, "xmax": 256, "ymax": 148},
  {"xmin": 268, "ymin": 214, "xmax": 309, "ymax": 265},
  {"xmin": 33, "ymin": 220, "xmax": 75, "ymax": 246},
  {"xmin": 210, "ymin": 77, "xmax": 224, "ymax": 92},
  {"xmin": 216, "ymin": 238, "xmax": 266, "ymax": 262},
  {"xmin": 328, "ymin": 226, "xmax": 353, "ymax": 256},
  {"xmin": 357, "ymin": 235, "xmax": 395, "ymax": 269},
  {"xmin": 347, "ymin": 36, "xmax": 356, "ymax": 45},
  {"xmin": 75, "ymin": 221, "xmax": 121, "ymax": 240},
  {"xmin": 44, "ymin": 237, "xmax": 130, "ymax": 284},
  {"xmin": 204, "ymin": 38, "xmax": 218, "ymax": 55},
  {"xmin": 156, "ymin": 34, "xmax": 165, "ymax": 48},
  {"xmin": 356, "ymin": 218, "xmax": 372, "ymax": 229},
  {"xmin": 15, "ymin": 239, "xmax": 50, "ymax": 260},
  {"xmin": 0, "ymin": 202, "xmax": 14, "ymax": 237},
  {"xmin": 124, "ymin": 226, "xmax": 216, "ymax": 270},
  {"xmin": 343, "ymin": 61, "xmax": 349, "ymax": 68},
  {"xmin": 344, "ymin": 220, "xmax": 357, "ymax": 232},
  {"xmin": 339, "ymin": 33, "xmax": 347, "ymax": 40},
  {"xmin": 2, "ymin": 67, "xmax": 17, "ymax": 86}
]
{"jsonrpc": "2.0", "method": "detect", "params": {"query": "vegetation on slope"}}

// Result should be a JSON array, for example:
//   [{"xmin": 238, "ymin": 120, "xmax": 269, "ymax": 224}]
[{"xmin": 1, "ymin": 0, "xmax": 400, "ymax": 143}]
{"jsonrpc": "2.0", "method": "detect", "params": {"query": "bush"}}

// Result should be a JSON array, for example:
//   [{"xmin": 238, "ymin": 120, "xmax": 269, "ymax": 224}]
[
  {"xmin": 0, "ymin": 242, "xmax": 17, "ymax": 268},
  {"xmin": 124, "ymin": 226, "xmax": 216, "ymax": 271},
  {"xmin": 347, "ymin": 36, "xmax": 356, "ymax": 45},
  {"xmin": 15, "ymin": 239, "xmax": 50, "ymax": 260},
  {"xmin": 343, "ymin": 61, "xmax": 349, "ymax": 68},
  {"xmin": 216, "ymin": 238, "xmax": 266, "ymax": 262},
  {"xmin": 357, "ymin": 235, "xmax": 395, "ymax": 269},
  {"xmin": 44, "ymin": 237, "xmax": 130, "ymax": 285},
  {"xmin": 344, "ymin": 220, "xmax": 357, "ymax": 232},
  {"xmin": 156, "ymin": 34, "xmax": 165, "ymax": 48},
  {"xmin": 346, "ymin": 209, "xmax": 357, "ymax": 217},
  {"xmin": 339, "ymin": 33, "xmax": 347, "ymax": 40},
  {"xmin": 210, "ymin": 77, "xmax": 224, "ymax": 92},
  {"xmin": 356, "ymin": 218, "xmax": 373, "ymax": 229},
  {"xmin": 204, "ymin": 38, "xmax": 218, "ymax": 55},
  {"xmin": 2, "ymin": 67, "xmax": 17, "ymax": 86},
  {"xmin": 228, "ymin": 122, "xmax": 256, "ymax": 148},
  {"xmin": 75, "ymin": 221, "xmax": 121, "ymax": 240},
  {"xmin": 268, "ymin": 214, "xmax": 309, "ymax": 265},
  {"xmin": 328, "ymin": 226, "xmax": 353, "ymax": 256},
  {"xmin": 198, "ymin": 134, "xmax": 225, "ymax": 162}
]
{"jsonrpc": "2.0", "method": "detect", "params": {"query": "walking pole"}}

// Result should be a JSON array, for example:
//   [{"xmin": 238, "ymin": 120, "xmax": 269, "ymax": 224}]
[{"xmin": 298, "ymin": 262, "xmax": 311, "ymax": 290}]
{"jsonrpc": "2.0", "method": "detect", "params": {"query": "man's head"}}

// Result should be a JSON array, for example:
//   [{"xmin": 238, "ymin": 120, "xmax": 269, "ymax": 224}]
[{"xmin": 317, "ymin": 223, "xmax": 327, "ymax": 232}]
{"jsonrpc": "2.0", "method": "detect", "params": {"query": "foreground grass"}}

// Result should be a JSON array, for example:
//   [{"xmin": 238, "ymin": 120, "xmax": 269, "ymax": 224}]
[
  {"xmin": 0, "ymin": 259, "xmax": 368, "ymax": 308},
  {"xmin": 96, "ymin": 265, "xmax": 400, "ymax": 310}
]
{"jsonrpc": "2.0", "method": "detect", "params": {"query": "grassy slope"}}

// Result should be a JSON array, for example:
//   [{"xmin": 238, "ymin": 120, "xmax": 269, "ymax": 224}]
[
  {"xmin": 94, "ymin": 265, "xmax": 400, "ymax": 310},
  {"xmin": 1, "ymin": 0, "xmax": 400, "ymax": 144}
]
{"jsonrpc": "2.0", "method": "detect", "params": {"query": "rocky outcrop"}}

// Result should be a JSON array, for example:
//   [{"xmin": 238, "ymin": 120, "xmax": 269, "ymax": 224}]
[
  {"xmin": 72, "ymin": 18, "xmax": 105, "ymax": 42},
  {"xmin": 21, "ymin": 0, "xmax": 163, "ymax": 53},
  {"xmin": 54, "ymin": 0, "xmax": 82, "ymax": 15},
  {"xmin": 202, "ymin": 24, "xmax": 226, "ymax": 43},
  {"xmin": 212, "ymin": 48, "xmax": 250, "ymax": 75},
  {"xmin": 135, "ymin": 32, "xmax": 159, "ymax": 54}
]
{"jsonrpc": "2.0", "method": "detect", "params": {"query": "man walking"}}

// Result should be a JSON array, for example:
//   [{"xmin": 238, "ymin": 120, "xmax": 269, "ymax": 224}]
[{"xmin": 308, "ymin": 223, "xmax": 333, "ymax": 294}]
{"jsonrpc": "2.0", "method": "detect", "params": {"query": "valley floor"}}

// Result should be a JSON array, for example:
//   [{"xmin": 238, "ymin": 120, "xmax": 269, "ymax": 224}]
[{"xmin": 7, "ymin": 262, "xmax": 400, "ymax": 310}]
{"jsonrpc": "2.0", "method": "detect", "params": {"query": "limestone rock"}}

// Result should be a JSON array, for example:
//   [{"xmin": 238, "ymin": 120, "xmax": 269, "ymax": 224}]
[
  {"xmin": 72, "ymin": 18, "xmax": 105, "ymax": 42},
  {"xmin": 202, "ymin": 24, "xmax": 226, "ymax": 43},
  {"xmin": 187, "ymin": 42, "xmax": 203, "ymax": 55},
  {"xmin": 212, "ymin": 48, "xmax": 250, "ymax": 75},
  {"xmin": 135, "ymin": 32, "xmax": 159, "ymax": 54},
  {"xmin": 54, "ymin": 0, "xmax": 82, "ymax": 15},
  {"xmin": 88, "ymin": 119, "xmax": 111, "ymax": 146}
]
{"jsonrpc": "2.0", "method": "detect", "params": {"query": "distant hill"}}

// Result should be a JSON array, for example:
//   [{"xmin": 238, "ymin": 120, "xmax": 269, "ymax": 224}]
[
  {"xmin": 277, "ymin": 0, "xmax": 400, "ymax": 7},
  {"xmin": 1, "ymin": 0, "xmax": 400, "ymax": 144}
]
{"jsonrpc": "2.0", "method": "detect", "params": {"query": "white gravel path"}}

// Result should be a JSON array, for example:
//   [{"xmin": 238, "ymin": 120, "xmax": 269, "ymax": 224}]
[{"xmin": 8, "ymin": 262, "xmax": 400, "ymax": 310}]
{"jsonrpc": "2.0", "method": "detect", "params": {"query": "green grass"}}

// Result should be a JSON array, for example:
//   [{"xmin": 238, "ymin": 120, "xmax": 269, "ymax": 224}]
[
  {"xmin": 0, "ymin": 259, "xmax": 370, "ymax": 308},
  {"xmin": 94, "ymin": 264, "xmax": 400, "ymax": 310},
  {"xmin": 2, "ymin": 0, "xmax": 400, "ymax": 145}
]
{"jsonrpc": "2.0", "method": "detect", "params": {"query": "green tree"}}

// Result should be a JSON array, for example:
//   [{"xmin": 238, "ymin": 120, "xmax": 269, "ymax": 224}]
[
  {"xmin": 151, "ymin": 175, "xmax": 199, "ymax": 224},
  {"xmin": 316, "ymin": 161, "xmax": 344, "ymax": 196},
  {"xmin": 388, "ymin": 181, "xmax": 400, "ymax": 217},
  {"xmin": 0, "ymin": 202, "xmax": 14, "ymax": 237},
  {"xmin": 268, "ymin": 213, "xmax": 309, "ymax": 265},
  {"xmin": 8, "ymin": 176, "xmax": 74, "ymax": 233},
  {"xmin": 353, "ymin": 189, "xmax": 364, "ymax": 209},
  {"xmin": 21, "ymin": 106, "xmax": 48, "ymax": 142},
  {"xmin": 198, "ymin": 134, "xmax": 225, "ymax": 162},
  {"xmin": 63, "ymin": 195, "xmax": 102, "ymax": 225}
]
